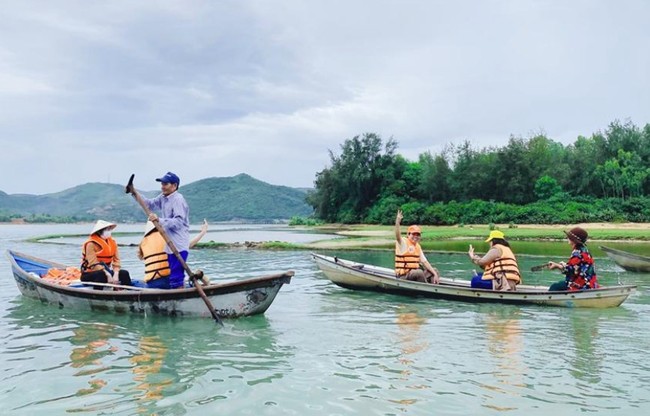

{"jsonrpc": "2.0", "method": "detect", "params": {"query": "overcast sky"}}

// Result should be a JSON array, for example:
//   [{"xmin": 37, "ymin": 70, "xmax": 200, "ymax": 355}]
[{"xmin": 1, "ymin": 0, "xmax": 648, "ymax": 194}]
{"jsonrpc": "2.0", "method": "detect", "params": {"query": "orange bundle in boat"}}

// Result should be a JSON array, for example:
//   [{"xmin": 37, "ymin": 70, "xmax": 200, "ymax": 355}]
[{"xmin": 42, "ymin": 267, "xmax": 82, "ymax": 286}]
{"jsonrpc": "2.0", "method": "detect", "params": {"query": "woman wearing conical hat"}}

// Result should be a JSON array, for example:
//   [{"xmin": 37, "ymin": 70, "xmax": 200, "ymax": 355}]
[{"xmin": 80, "ymin": 220, "xmax": 132, "ymax": 288}]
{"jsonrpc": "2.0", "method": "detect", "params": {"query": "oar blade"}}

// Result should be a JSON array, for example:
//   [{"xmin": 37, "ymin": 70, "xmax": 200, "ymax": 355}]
[{"xmin": 125, "ymin": 174, "xmax": 135, "ymax": 194}]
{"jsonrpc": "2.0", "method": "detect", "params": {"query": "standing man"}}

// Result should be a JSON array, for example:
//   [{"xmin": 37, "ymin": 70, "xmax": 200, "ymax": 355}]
[
  {"xmin": 135, "ymin": 172, "xmax": 190, "ymax": 289},
  {"xmin": 395, "ymin": 209, "xmax": 440, "ymax": 284}
]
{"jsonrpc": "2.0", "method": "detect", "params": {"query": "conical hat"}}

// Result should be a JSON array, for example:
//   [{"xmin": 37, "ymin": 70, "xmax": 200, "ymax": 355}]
[
  {"xmin": 91, "ymin": 220, "xmax": 116, "ymax": 234},
  {"xmin": 144, "ymin": 221, "xmax": 157, "ymax": 236}
]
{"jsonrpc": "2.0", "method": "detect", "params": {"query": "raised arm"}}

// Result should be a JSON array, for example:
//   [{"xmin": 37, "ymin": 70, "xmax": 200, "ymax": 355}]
[
  {"xmin": 395, "ymin": 210, "xmax": 403, "ymax": 243},
  {"xmin": 469, "ymin": 245, "xmax": 502, "ymax": 268},
  {"xmin": 190, "ymin": 219, "xmax": 208, "ymax": 248}
]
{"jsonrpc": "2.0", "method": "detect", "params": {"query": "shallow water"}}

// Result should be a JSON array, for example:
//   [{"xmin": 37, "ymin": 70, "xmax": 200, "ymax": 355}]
[{"xmin": 2, "ymin": 224, "xmax": 650, "ymax": 415}]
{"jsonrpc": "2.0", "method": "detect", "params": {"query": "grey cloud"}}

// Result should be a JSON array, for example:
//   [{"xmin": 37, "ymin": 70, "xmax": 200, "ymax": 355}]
[{"xmin": 1, "ymin": 0, "xmax": 649, "ymax": 194}]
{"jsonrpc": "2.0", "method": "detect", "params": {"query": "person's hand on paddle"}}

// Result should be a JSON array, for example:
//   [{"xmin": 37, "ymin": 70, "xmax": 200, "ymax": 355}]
[
  {"xmin": 148, "ymin": 213, "xmax": 158, "ymax": 222},
  {"xmin": 548, "ymin": 261, "xmax": 566, "ymax": 270}
]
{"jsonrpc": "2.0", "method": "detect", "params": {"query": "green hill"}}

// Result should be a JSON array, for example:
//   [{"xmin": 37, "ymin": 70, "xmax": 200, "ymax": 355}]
[
  {"xmin": 0, "ymin": 174, "xmax": 313, "ymax": 222},
  {"xmin": 183, "ymin": 174, "xmax": 313, "ymax": 221}
]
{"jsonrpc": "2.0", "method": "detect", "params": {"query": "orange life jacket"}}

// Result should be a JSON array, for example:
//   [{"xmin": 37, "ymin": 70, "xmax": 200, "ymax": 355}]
[
  {"xmin": 81, "ymin": 235, "xmax": 117, "ymax": 272},
  {"xmin": 42, "ymin": 267, "xmax": 82, "ymax": 285},
  {"xmin": 395, "ymin": 238, "xmax": 422, "ymax": 276},
  {"xmin": 482, "ymin": 244, "xmax": 521, "ymax": 284},
  {"xmin": 140, "ymin": 231, "xmax": 170, "ymax": 282}
]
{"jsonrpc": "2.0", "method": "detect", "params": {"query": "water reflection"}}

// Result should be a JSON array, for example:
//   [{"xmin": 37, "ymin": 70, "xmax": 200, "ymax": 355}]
[
  {"xmin": 389, "ymin": 306, "xmax": 429, "ymax": 409},
  {"xmin": 130, "ymin": 335, "xmax": 173, "ymax": 414},
  {"xmin": 567, "ymin": 311, "xmax": 603, "ymax": 384},
  {"xmin": 3, "ymin": 299, "xmax": 294, "ymax": 414},
  {"xmin": 68, "ymin": 322, "xmax": 119, "ymax": 396},
  {"xmin": 395, "ymin": 306, "xmax": 428, "ymax": 372},
  {"xmin": 478, "ymin": 308, "xmax": 527, "ymax": 412}
]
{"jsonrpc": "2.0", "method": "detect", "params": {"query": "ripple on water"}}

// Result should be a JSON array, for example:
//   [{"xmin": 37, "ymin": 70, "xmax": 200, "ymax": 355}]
[{"xmin": 2, "ymin": 233, "xmax": 650, "ymax": 414}]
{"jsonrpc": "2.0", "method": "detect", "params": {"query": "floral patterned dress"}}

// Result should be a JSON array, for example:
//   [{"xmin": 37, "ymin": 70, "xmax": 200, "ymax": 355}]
[{"xmin": 563, "ymin": 246, "xmax": 599, "ymax": 290}]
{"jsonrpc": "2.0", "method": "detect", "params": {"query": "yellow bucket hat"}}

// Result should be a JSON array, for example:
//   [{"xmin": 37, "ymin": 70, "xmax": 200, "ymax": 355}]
[{"xmin": 485, "ymin": 230, "xmax": 505, "ymax": 242}]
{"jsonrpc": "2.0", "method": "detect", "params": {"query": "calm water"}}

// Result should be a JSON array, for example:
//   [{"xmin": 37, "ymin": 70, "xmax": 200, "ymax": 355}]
[{"xmin": 1, "ymin": 224, "xmax": 650, "ymax": 415}]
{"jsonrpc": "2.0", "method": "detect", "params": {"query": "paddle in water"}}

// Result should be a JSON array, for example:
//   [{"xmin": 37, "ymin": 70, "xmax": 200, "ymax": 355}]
[{"xmin": 125, "ymin": 174, "xmax": 223, "ymax": 326}]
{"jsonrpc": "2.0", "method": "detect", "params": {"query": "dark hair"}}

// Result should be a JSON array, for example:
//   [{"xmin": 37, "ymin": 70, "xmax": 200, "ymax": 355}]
[
  {"xmin": 572, "ymin": 241, "xmax": 585, "ymax": 249},
  {"xmin": 490, "ymin": 238, "xmax": 510, "ymax": 247}
]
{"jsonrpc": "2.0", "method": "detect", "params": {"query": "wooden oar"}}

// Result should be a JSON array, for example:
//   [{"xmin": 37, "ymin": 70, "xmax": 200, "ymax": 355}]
[
  {"xmin": 530, "ymin": 263, "xmax": 550, "ymax": 272},
  {"xmin": 125, "ymin": 174, "xmax": 223, "ymax": 326}
]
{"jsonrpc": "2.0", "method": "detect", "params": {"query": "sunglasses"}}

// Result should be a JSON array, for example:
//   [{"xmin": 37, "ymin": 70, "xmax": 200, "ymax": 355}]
[{"xmin": 410, "ymin": 233, "xmax": 421, "ymax": 236}]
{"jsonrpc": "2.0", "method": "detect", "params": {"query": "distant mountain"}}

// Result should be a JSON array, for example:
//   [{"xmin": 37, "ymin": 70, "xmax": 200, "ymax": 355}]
[
  {"xmin": 182, "ymin": 174, "xmax": 313, "ymax": 221},
  {"xmin": 0, "ymin": 174, "xmax": 313, "ymax": 222}
]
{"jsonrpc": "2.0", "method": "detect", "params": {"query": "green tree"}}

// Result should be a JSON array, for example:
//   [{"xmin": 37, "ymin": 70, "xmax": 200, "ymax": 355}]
[
  {"xmin": 534, "ymin": 175, "xmax": 563, "ymax": 200},
  {"xmin": 595, "ymin": 149, "xmax": 650, "ymax": 199},
  {"xmin": 448, "ymin": 141, "xmax": 496, "ymax": 201},
  {"xmin": 307, "ymin": 133, "xmax": 400, "ymax": 223},
  {"xmin": 418, "ymin": 150, "xmax": 452, "ymax": 203}
]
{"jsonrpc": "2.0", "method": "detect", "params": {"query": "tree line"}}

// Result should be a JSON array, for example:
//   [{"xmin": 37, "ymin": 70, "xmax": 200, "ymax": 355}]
[{"xmin": 306, "ymin": 120, "xmax": 650, "ymax": 224}]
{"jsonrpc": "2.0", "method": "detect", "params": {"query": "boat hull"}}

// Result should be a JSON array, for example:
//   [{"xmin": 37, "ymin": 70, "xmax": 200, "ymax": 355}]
[
  {"xmin": 601, "ymin": 245, "xmax": 650, "ymax": 273},
  {"xmin": 313, "ymin": 253, "xmax": 635, "ymax": 308},
  {"xmin": 8, "ymin": 250, "xmax": 292, "ymax": 319}
]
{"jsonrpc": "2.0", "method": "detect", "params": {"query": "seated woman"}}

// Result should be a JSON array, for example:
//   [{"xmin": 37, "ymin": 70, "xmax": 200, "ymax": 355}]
[
  {"xmin": 138, "ymin": 221, "xmax": 171, "ymax": 288},
  {"xmin": 547, "ymin": 227, "xmax": 598, "ymax": 291},
  {"xmin": 80, "ymin": 220, "xmax": 132, "ymax": 288},
  {"xmin": 468, "ymin": 230, "xmax": 521, "ymax": 291},
  {"xmin": 137, "ymin": 220, "xmax": 210, "ymax": 289}
]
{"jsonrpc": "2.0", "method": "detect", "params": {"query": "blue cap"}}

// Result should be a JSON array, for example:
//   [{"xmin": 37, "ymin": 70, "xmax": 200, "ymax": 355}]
[{"xmin": 155, "ymin": 172, "xmax": 180, "ymax": 185}]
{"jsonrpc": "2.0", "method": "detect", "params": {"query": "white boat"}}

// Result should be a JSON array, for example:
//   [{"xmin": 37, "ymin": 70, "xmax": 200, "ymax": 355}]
[
  {"xmin": 7, "ymin": 250, "xmax": 293, "ymax": 319},
  {"xmin": 312, "ymin": 253, "xmax": 635, "ymax": 308}
]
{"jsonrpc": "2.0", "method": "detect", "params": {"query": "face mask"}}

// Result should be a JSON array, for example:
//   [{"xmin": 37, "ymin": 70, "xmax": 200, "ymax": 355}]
[{"xmin": 101, "ymin": 230, "xmax": 112, "ymax": 239}]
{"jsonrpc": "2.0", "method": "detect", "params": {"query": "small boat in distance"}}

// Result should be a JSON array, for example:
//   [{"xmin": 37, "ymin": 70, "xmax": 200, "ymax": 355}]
[
  {"xmin": 7, "ymin": 250, "xmax": 292, "ymax": 319},
  {"xmin": 600, "ymin": 245, "xmax": 650, "ymax": 273},
  {"xmin": 312, "ymin": 253, "xmax": 635, "ymax": 308}
]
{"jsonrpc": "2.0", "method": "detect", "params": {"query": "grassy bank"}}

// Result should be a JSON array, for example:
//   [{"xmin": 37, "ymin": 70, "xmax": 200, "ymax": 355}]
[{"xmin": 301, "ymin": 222, "xmax": 650, "ymax": 251}]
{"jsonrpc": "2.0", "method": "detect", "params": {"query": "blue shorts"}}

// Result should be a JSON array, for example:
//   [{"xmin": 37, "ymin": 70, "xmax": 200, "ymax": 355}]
[
  {"xmin": 146, "ymin": 276, "xmax": 170, "ymax": 289},
  {"xmin": 168, "ymin": 251, "xmax": 188, "ymax": 289},
  {"xmin": 145, "ymin": 251, "xmax": 188, "ymax": 289}
]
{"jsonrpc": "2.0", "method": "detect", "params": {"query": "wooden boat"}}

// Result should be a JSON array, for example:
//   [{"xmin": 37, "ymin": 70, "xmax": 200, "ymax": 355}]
[
  {"xmin": 312, "ymin": 253, "xmax": 635, "ymax": 308},
  {"xmin": 600, "ymin": 245, "xmax": 650, "ymax": 273},
  {"xmin": 7, "ymin": 250, "xmax": 293, "ymax": 319}
]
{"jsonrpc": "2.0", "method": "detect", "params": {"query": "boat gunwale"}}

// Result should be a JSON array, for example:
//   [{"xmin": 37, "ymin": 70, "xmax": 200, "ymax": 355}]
[{"xmin": 600, "ymin": 245, "xmax": 650, "ymax": 262}]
